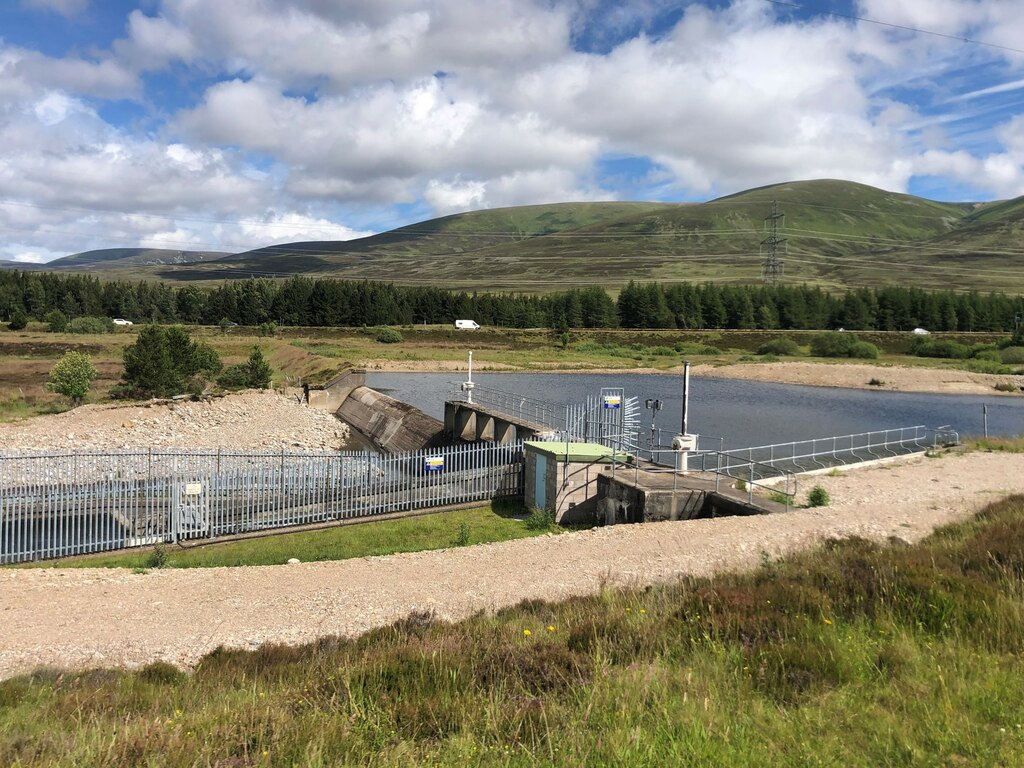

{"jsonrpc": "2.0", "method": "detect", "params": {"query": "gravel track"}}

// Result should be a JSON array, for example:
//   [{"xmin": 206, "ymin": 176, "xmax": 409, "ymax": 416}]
[{"xmin": 2, "ymin": 450, "xmax": 1022, "ymax": 681}]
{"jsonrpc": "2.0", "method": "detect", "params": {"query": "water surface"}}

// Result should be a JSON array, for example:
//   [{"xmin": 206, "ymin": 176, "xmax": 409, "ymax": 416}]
[{"xmin": 367, "ymin": 371, "xmax": 1024, "ymax": 449}]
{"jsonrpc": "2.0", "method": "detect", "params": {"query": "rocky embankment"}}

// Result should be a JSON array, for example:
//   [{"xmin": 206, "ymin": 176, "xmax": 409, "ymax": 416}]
[{"xmin": 0, "ymin": 391, "xmax": 351, "ymax": 452}]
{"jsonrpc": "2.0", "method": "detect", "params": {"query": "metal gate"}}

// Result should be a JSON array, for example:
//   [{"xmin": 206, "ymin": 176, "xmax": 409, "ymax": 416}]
[{"xmin": 172, "ymin": 480, "xmax": 209, "ymax": 541}]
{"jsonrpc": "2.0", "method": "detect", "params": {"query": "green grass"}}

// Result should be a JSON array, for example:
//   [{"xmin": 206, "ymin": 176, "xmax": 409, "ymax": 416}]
[
  {"xmin": 4, "ymin": 496, "xmax": 1024, "ymax": 766},
  {"xmin": 32, "ymin": 501, "xmax": 545, "ymax": 570},
  {"xmin": 968, "ymin": 436, "xmax": 1024, "ymax": 454}
]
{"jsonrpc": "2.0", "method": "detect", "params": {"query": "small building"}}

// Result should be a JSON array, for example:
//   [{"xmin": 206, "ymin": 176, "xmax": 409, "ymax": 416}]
[{"xmin": 523, "ymin": 441, "xmax": 632, "ymax": 525}]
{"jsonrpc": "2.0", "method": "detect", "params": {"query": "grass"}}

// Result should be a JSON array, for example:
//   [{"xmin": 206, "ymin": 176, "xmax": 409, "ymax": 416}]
[
  {"xmin": 27, "ymin": 501, "xmax": 544, "ymax": 570},
  {"xmin": 968, "ymin": 436, "xmax": 1024, "ymax": 454},
  {"xmin": 3, "ymin": 494, "xmax": 1024, "ymax": 766}
]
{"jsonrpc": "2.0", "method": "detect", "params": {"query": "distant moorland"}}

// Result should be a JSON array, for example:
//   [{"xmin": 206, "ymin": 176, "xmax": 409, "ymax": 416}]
[{"xmin": 10, "ymin": 179, "xmax": 1024, "ymax": 293}]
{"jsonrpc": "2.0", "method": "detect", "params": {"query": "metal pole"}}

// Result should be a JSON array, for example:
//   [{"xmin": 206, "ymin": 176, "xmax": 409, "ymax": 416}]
[
  {"xmin": 681, "ymin": 361, "xmax": 691, "ymax": 436},
  {"xmin": 983, "ymin": 403, "xmax": 989, "ymax": 438},
  {"xmin": 467, "ymin": 351, "xmax": 473, "ymax": 404}
]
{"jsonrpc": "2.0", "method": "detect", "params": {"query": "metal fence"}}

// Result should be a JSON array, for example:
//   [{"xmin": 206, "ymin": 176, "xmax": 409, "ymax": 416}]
[{"xmin": 0, "ymin": 442, "xmax": 524, "ymax": 564}]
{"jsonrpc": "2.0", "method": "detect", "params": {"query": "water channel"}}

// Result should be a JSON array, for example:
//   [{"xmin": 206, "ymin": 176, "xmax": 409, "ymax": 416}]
[{"xmin": 367, "ymin": 371, "xmax": 1024, "ymax": 450}]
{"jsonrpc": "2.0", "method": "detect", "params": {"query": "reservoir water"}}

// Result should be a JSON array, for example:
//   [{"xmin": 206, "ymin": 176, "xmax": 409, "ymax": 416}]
[{"xmin": 367, "ymin": 372, "xmax": 1024, "ymax": 450}]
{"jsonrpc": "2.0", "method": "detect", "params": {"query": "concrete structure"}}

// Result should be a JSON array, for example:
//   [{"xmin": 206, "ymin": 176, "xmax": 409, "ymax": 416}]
[
  {"xmin": 445, "ymin": 401, "xmax": 553, "ymax": 444},
  {"xmin": 597, "ymin": 468, "xmax": 784, "ymax": 525},
  {"xmin": 309, "ymin": 369, "xmax": 445, "ymax": 454},
  {"xmin": 523, "ymin": 441, "xmax": 633, "ymax": 525}
]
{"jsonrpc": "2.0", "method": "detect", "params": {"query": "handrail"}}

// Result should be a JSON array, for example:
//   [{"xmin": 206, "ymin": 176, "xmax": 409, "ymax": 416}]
[{"xmin": 604, "ymin": 446, "xmax": 798, "ymax": 511}]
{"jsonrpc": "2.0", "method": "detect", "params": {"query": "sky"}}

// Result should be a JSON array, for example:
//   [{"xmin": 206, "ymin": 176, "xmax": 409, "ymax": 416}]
[{"xmin": 3, "ymin": 0, "xmax": 1024, "ymax": 263}]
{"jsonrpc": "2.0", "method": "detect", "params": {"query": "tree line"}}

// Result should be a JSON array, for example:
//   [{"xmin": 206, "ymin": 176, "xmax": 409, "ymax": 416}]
[{"xmin": 1, "ymin": 270, "xmax": 1021, "ymax": 332}]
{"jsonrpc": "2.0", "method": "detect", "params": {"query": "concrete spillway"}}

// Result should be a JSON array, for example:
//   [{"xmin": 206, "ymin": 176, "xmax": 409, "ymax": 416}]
[{"xmin": 309, "ymin": 370, "xmax": 445, "ymax": 454}]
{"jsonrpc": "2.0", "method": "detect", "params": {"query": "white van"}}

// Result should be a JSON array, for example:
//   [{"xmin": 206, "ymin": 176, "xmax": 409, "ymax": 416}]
[{"xmin": 454, "ymin": 319, "xmax": 480, "ymax": 330}]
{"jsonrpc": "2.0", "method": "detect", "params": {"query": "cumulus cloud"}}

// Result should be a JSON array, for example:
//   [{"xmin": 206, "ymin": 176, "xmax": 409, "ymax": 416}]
[{"xmin": 5, "ymin": 0, "xmax": 1024, "ymax": 261}]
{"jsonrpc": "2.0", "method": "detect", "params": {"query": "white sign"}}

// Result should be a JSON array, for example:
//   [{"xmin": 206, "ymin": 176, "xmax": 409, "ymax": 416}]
[
  {"xmin": 184, "ymin": 483, "xmax": 203, "ymax": 496},
  {"xmin": 424, "ymin": 457, "xmax": 445, "ymax": 472},
  {"xmin": 602, "ymin": 395, "xmax": 621, "ymax": 409}
]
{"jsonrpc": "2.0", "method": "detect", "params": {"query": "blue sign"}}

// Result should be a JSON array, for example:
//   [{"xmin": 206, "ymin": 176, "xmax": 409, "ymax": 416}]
[{"xmin": 424, "ymin": 457, "xmax": 445, "ymax": 471}]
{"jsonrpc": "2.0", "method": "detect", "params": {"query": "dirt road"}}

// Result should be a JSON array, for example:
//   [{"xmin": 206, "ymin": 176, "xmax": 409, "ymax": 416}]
[{"xmin": 2, "ymin": 450, "xmax": 1021, "ymax": 680}]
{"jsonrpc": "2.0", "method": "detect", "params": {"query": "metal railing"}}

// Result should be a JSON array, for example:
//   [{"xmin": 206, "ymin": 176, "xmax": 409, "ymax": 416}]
[
  {"xmin": 601, "ymin": 442, "xmax": 799, "ymax": 510},
  {"xmin": 449, "ymin": 383, "xmax": 561, "ymax": 427},
  {"xmin": 693, "ymin": 426, "xmax": 943, "ymax": 478},
  {"xmin": 0, "ymin": 442, "xmax": 524, "ymax": 564}
]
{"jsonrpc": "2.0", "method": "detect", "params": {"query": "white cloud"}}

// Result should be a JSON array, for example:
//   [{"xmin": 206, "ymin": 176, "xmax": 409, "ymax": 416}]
[{"xmin": 7, "ymin": 0, "xmax": 1024, "ymax": 262}]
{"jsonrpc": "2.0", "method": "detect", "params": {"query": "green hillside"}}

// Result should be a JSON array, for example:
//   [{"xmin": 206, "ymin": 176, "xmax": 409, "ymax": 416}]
[
  {"xmin": 50, "ymin": 248, "xmax": 231, "ymax": 268},
  {"xmin": 17, "ymin": 180, "xmax": 1024, "ymax": 293}
]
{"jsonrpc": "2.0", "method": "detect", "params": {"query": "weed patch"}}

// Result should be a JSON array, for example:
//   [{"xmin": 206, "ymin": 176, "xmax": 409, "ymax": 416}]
[{"xmin": 6, "ymin": 496, "xmax": 1024, "ymax": 766}]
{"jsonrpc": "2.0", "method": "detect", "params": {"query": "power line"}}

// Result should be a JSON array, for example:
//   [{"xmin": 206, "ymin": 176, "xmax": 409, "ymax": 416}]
[{"xmin": 762, "ymin": 0, "xmax": 1024, "ymax": 57}]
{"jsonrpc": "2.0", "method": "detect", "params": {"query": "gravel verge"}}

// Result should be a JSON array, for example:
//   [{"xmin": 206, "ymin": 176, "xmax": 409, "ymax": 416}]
[
  {"xmin": 1, "ymin": 450, "xmax": 1021, "ymax": 680},
  {"xmin": 0, "ymin": 391, "xmax": 350, "ymax": 452}
]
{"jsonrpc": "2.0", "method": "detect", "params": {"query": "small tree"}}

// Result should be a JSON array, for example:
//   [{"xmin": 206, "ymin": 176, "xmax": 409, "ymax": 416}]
[
  {"xmin": 44, "ymin": 309, "xmax": 69, "ymax": 333},
  {"xmin": 47, "ymin": 351, "xmax": 97, "ymax": 405},
  {"xmin": 7, "ymin": 310, "xmax": 28, "ymax": 331},
  {"xmin": 246, "ymin": 346, "xmax": 272, "ymax": 388}
]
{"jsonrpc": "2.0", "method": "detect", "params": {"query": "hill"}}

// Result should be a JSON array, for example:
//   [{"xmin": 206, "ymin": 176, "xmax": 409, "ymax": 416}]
[
  {"xmin": 48, "ymin": 248, "xmax": 231, "ymax": 269},
  {"xmin": 8, "ymin": 179, "xmax": 1024, "ymax": 292}
]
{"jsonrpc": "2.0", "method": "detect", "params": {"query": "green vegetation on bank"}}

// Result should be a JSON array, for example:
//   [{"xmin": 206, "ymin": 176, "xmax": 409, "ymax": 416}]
[
  {"xmin": 30, "ymin": 501, "xmax": 543, "ymax": 570},
  {"xmin": 3, "ymin": 495, "xmax": 1024, "ymax": 766}
]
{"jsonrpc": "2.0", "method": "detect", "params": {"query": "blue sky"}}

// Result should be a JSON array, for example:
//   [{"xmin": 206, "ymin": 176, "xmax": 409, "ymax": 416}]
[{"xmin": 3, "ymin": 0, "xmax": 1024, "ymax": 262}]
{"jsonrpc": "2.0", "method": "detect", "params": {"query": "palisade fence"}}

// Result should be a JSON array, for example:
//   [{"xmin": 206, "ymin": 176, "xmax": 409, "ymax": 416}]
[{"xmin": 0, "ymin": 442, "xmax": 524, "ymax": 564}]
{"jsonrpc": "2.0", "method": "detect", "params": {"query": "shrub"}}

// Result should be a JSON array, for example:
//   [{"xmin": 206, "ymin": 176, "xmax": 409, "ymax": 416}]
[
  {"xmin": 910, "ymin": 337, "xmax": 971, "ymax": 359},
  {"xmin": 974, "ymin": 349, "xmax": 1002, "ymax": 363},
  {"xmin": 43, "ymin": 309, "xmax": 68, "ymax": 333},
  {"xmin": 7, "ymin": 310, "xmax": 28, "ymax": 331},
  {"xmin": 145, "ymin": 544, "xmax": 168, "ymax": 569},
  {"xmin": 217, "ymin": 347, "xmax": 272, "ymax": 390},
  {"xmin": 1000, "ymin": 346, "xmax": 1024, "ymax": 365},
  {"xmin": 645, "ymin": 345, "xmax": 676, "ymax": 356},
  {"xmin": 850, "ymin": 341, "xmax": 880, "ymax": 359},
  {"xmin": 68, "ymin": 316, "xmax": 113, "ymax": 334},
  {"xmin": 994, "ymin": 382, "xmax": 1019, "ymax": 393},
  {"xmin": 216, "ymin": 365, "xmax": 250, "ymax": 389},
  {"xmin": 46, "ymin": 351, "xmax": 97, "ymax": 405},
  {"xmin": 867, "ymin": 378, "xmax": 884, "ymax": 386},
  {"xmin": 452, "ymin": 522, "xmax": 471, "ymax": 547},
  {"xmin": 757, "ymin": 337, "xmax": 801, "ymax": 356},
  {"xmin": 963, "ymin": 359, "xmax": 1012, "ymax": 375},
  {"xmin": 524, "ymin": 508, "xmax": 555, "ymax": 530},
  {"xmin": 258, "ymin": 321, "xmax": 278, "ymax": 337},
  {"xmin": 809, "ymin": 331, "xmax": 856, "ymax": 358},
  {"xmin": 807, "ymin": 485, "xmax": 831, "ymax": 507},
  {"xmin": 376, "ymin": 327, "xmax": 403, "ymax": 344}
]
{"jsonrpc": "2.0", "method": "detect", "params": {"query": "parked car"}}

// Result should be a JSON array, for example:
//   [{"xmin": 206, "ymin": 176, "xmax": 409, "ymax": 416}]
[
  {"xmin": 454, "ymin": 319, "xmax": 480, "ymax": 330},
  {"xmin": 112, "ymin": 318, "xmax": 133, "ymax": 326}
]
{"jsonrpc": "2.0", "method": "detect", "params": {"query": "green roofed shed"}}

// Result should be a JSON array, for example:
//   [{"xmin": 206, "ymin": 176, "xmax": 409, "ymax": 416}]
[
  {"xmin": 523, "ymin": 441, "xmax": 633, "ymax": 464},
  {"xmin": 523, "ymin": 441, "xmax": 634, "ymax": 525}
]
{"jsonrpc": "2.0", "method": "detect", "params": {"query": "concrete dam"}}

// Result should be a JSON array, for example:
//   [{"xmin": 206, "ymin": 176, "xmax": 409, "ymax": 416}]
[{"xmin": 309, "ymin": 369, "xmax": 447, "ymax": 454}]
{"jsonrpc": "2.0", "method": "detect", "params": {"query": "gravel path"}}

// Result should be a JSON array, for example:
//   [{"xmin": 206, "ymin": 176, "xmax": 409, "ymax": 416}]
[{"xmin": 2, "ymin": 450, "xmax": 1022, "ymax": 681}]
